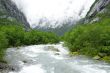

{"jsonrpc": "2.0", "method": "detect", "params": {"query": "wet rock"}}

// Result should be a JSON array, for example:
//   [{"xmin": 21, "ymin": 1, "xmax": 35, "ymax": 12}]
[
  {"xmin": 16, "ymin": 47, "xmax": 20, "ymax": 49},
  {"xmin": 54, "ymin": 53, "xmax": 60, "ymax": 55},
  {"xmin": 93, "ymin": 55, "xmax": 101, "ymax": 60},
  {"xmin": 23, "ymin": 60, "xmax": 27, "ymax": 63},
  {"xmin": 98, "ymin": 53, "xmax": 107, "ymax": 58},
  {"xmin": 0, "ymin": 63, "xmax": 9, "ymax": 69},
  {"xmin": 0, "ymin": 70, "xmax": 9, "ymax": 73},
  {"xmin": 0, "ymin": 62, "xmax": 17, "ymax": 73},
  {"xmin": 47, "ymin": 46, "xmax": 60, "ymax": 52},
  {"xmin": 11, "ymin": 67, "xmax": 15, "ymax": 71}
]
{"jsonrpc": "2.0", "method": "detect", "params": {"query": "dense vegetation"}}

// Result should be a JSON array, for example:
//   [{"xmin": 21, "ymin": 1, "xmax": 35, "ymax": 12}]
[
  {"xmin": 64, "ymin": 18, "xmax": 110, "ymax": 62},
  {"xmin": 0, "ymin": 18, "xmax": 60, "ymax": 62}
]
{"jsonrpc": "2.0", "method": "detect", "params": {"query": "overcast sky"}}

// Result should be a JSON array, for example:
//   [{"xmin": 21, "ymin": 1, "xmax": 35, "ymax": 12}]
[{"xmin": 11, "ymin": 0, "xmax": 95, "ymax": 28}]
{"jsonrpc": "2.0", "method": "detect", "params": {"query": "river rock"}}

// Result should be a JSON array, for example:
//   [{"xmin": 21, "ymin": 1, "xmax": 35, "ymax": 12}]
[
  {"xmin": 23, "ymin": 60, "xmax": 27, "ymax": 63},
  {"xmin": 47, "ymin": 46, "xmax": 60, "ymax": 52},
  {"xmin": 54, "ymin": 53, "xmax": 60, "ymax": 55},
  {"xmin": 93, "ymin": 55, "xmax": 101, "ymax": 60},
  {"xmin": 98, "ymin": 53, "xmax": 107, "ymax": 58},
  {"xmin": 0, "ymin": 62, "xmax": 16, "ymax": 73}
]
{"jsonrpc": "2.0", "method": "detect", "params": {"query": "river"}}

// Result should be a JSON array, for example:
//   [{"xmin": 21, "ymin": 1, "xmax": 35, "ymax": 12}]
[{"xmin": 4, "ymin": 42, "xmax": 110, "ymax": 73}]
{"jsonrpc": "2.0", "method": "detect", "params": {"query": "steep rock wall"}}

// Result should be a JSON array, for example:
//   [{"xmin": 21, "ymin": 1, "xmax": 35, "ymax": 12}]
[
  {"xmin": 0, "ymin": 0, "xmax": 30, "ymax": 29},
  {"xmin": 85, "ymin": 0, "xmax": 110, "ymax": 23}
]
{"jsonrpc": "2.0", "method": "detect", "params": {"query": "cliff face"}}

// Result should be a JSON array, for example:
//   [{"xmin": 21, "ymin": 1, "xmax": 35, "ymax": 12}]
[
  {"xmin": 0, "ymin": 0, "xmax": 30, "ymax": 29},
  {"xmin": 85, "ymin": 0, "xmax": 110, "ymax": 23}
]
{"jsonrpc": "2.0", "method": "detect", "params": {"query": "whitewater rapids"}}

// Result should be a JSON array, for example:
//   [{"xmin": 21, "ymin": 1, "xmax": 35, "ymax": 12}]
[{"xmin": 4, "ymin": 42, "xmax": 110, "ymax": 73}]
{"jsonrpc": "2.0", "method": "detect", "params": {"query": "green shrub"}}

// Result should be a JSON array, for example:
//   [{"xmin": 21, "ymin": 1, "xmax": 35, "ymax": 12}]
[
  {"xmin": 101, "ymin": 56, "xmax": 110, "ymax": 63},
  {"xmin": 24, "ymin": 30, "xmax": 60, "ymax": 45},
  {"xmin": 0, "ymin": 32, "xmax": 8, "ymax": 49},
  {"xmin": 0, "ymin": 32, "xmax": 8, "ymax": 62},
  {"xmin": 64, "ymin": 18, "xmax": 110, "ymax": 56},
  {"xmin": 0, "ymin": 25, "xmax": 25, "ymax": 46},
  {"xmin": 0, "ymin": 25, "xmax": 60, "ymax": 47}
]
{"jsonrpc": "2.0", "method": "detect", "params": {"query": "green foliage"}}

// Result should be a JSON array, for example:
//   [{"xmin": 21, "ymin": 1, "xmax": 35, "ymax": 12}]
[
  {"xmin": 0, "ymin": 32, "xmax": 8, "ymax": 49},
  {"xmin": 24, "ymin": 30, "xmax": 59, "ymax": 45},
  {"xmin": 101, "ymin": 56, "xmax": 110, "ymax": 63},
  {"xmin": 0, "ymin": 32, "xmax": 8, "ymax": 62},
  {"xmin": 0, "ymin": 18, "xmax": 22, "ymax": 25},
  {"xmin": 64, "ymin": 18, "xmax": 110, "ymax": 57},
  {"xmin": 0, "ymin": 25, "xmax": 25, "ymax": 46},
  {"xmin": 0, "ymin": 25, "xmax": 60, "ymax": 47}
]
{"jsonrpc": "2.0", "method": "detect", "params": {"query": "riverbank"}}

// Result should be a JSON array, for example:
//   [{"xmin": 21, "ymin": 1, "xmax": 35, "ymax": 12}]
[
  {"xmin": 63, "ymin": 18, "xmax": 110, "ymax": 64},
  {"xmin": 69, "ymin": 52, "xmax": 110, "ymax": 63},
  {"xmin": 0, "ymin": 62, "xmax": 16, "ymax": 73}
]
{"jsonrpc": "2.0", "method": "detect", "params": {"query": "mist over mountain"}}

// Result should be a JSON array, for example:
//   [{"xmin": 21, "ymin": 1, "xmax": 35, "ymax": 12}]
[
  {"xmin": 9, "ymin": 0, "xmax": 95, "ymax": 35},
  {"xmin": 12, "ymin": 0, "xmax": 94, "ymax": 27}
]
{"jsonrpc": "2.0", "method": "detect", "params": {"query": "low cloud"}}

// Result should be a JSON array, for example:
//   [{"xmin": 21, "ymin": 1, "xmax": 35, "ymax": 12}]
[{"xmin": 11, "ymin": 0, "xmax": 95, "ymax": 28}]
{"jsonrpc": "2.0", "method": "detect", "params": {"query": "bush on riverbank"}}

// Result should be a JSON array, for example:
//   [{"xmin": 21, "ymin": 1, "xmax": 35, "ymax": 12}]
[
  {"xmin": 0, "ymin": 32, "xmax": 8, "ymax": 62},
  {"xmin": 24, "ymin": 30, "xmax": 59, "ymax": 45},
  {"xmin": 64, "ymin": 18, "xmax": 110, "ymax": 62}
]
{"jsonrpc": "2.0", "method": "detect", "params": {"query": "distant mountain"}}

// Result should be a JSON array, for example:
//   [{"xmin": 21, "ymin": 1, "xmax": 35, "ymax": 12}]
[{"xmin": 33, "ymin": 17, "xmax": 77, "ymax": 35}]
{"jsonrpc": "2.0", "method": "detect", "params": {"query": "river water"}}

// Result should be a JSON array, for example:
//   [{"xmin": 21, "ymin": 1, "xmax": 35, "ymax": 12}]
[{"xmin": 5, "ymin": 42, "xmax": 110, "ymax": 73}]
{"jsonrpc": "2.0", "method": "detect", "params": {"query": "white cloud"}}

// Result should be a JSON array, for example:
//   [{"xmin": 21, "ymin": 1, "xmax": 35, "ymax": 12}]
[{"xmin": 11, "ymin": 0, "xmax": 95, "ymax": 28}]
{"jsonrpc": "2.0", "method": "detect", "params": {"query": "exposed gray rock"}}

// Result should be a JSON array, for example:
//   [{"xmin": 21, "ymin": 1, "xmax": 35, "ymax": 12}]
[
  {"xmin": 90, "ymin": 17, "xmax": 100, "ymax": 23},
  {"xmin": 85, "ymin": 0, "xmax": 110, "ymax": 23},
  {"xmin": 22, "ymin": 60, "xmax": 27, "ymax": 63},
  {"xmin": 0, "ymin": 0, "xmax": 30, "ymax": 29},
  {"xmin": 98, "ymin": 53, "xmax": 107, "ymax": 58},
  {"xmin": 47, "ymin": 46, "xmax": 60, "ymax": 52},
  {"xmin": 0, "ymin": 62, "xmax": 17, "ymax": 73},
  {"xmin": 87, "ymin": 0, "xmax": 110, "ymax": 17},
  {"xmin": 54, "ymin": 53, "xmax": 60, "ymax": 55},
  {"xmin": 93, "ymin": 55, "xmax": 101, "ymax": 60}
]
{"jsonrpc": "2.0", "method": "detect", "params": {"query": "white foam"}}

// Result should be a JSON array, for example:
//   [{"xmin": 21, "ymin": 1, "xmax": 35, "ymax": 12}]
[
  {"xmin": 82, "ymin": 65, "xmax": 106, "ymax": 73},
  {"xmin": 9, "ymin": 64, "xmax": 46, "ymax": 73},
  {"xmin": 8, "ymin": 43, "xmax": 110, "ymax": 73}
]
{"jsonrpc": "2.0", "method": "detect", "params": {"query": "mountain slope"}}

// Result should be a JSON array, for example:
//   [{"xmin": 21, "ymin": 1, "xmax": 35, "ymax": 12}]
[
  {"xmin": 0, "ymin": 0, "xmax": 30, "ymax": 29},
  {"xmin": 85, "ymin": 0, "xmax": 110, "ymax": 23}
]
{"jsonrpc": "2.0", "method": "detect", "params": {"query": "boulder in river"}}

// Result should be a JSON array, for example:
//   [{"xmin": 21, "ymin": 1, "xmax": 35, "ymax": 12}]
[
  {"xmin": 0, "ymin": 62, "xmax": 16, "ymax": 73},
  {"xmin": 54, "ymin": 53, "xmax": 60, "ymax": 55},
  {"xmin": 98, "ymin": 53, "xmax": 107, "ymax": 58},
  {"xmin": 93, "ymin": 55, "xmax": 101, "ymax": 60},
  {"xmin": 47, "ymin": 46, "xmax": 60, "ymax": 52}
]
